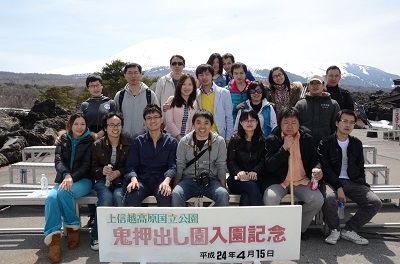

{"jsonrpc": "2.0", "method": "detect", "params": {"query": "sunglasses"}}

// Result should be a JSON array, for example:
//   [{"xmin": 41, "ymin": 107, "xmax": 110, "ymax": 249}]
[
  {"xmin": 249, "ymin": 88, "xmax": 263, "ymax": 94},
  {"xmin": 171, "ymin": 62, "xmax": 184, "ymax": 66}
]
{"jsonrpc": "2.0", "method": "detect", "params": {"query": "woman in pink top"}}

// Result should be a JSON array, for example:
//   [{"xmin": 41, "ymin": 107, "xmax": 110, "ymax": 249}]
[{"xmin": 165, "ymin": 73, "xmax": 199, "ymax": 141}]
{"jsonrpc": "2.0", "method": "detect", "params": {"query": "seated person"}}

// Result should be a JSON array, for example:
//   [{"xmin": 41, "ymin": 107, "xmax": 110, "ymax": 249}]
[
  {"xmin": 263, "ymin": 107, "xmax": 324, "ymax": 240},
  {"xmin": 172, "ymin": 110, "xmax": 230, "ymax": 207},
  {"xmin": 318, "ymin": 109, "xmax": 382, "ymax": 245},
  {"xmin": 227, "ymin": 109, "xmax": 265, "ymax": 206},
  {"xmin": 44, "ymin": 112, "xmax": 94, "ymax": 263},
  {"xmin": 124, "ymin": 104, "xmax": 177, "ymax": 206},
  {"xmin": 90, "ymin": 112, "xmax": 132, "ymax": 251}
]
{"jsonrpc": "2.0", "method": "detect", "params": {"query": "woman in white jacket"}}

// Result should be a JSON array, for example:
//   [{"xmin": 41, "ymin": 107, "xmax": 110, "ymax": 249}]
[{"xmin": 234, "ymin": 81, "xmax": 277, "ymax": 137}]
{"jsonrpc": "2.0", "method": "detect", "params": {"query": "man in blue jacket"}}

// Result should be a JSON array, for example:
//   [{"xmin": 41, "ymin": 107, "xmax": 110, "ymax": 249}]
[{"xmin": 124, "ymin": 104, "xmax": 177, "ymax": 206}]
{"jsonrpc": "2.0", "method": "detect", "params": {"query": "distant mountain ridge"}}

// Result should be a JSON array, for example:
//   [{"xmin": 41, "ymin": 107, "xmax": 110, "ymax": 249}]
[{"xmin": 1, "ymin": 63, "xmax": 399, "ymax": 89}]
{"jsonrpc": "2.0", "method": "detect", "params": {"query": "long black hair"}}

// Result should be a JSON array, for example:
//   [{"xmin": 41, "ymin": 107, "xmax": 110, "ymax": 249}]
[
  {"xmin": 268, "ymin": 66, "xmax": 291, "ymax": 92},
  {"xmin": 170, "ymin": 73, "xmax": 197, "ymax": 108},
  {"xmin": 236, "ymin": 109, "xmax": 265, "ymax": 151}
]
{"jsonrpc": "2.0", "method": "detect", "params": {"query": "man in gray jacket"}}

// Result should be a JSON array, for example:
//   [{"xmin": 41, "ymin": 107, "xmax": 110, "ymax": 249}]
[
  {"xmin": 295, "ymin": 75, "xmax": 340, "ymax": 146},
  {"xmin": 171, "ymin": 110, "xmax": 229, "ymax": 207},
  {"xmin": 114, "ymin": 62, "xmax": 158, "ymax": 139}
]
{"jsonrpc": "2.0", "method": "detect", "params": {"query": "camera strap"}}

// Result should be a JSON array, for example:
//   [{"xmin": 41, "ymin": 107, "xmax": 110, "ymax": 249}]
[{"xmin": 186, "ymin": 132, "xmax": 212, "ymax": 168}]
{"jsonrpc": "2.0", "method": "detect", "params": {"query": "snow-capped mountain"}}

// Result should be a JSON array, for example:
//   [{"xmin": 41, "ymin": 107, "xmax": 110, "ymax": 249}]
[{"xmin": 47, "ymin": 37, "xmax": 399, "ymax": 88}]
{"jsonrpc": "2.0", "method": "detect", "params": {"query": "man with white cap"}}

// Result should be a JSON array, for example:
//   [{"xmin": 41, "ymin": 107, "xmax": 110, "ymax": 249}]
[{"xmin": 294, "ymin": 75, "xmax": 340, "ymax": 146}]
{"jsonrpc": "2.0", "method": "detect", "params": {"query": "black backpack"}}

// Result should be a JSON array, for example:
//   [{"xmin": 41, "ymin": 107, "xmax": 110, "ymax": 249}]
[{"xmin": 118, "ymin": 88, "xmax": 151, "ymax": 112}]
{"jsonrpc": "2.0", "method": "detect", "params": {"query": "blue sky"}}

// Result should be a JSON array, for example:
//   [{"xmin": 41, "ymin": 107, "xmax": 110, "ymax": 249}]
[{"xmin": 1, "ymin": 0, "xmax": 399, "ymax": 74}]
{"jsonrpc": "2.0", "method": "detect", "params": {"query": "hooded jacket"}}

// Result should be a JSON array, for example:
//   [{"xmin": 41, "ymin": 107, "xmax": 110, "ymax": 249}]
[{"xmin": 294, "ymin": 92, "xmax": 340, "ymax": 146}]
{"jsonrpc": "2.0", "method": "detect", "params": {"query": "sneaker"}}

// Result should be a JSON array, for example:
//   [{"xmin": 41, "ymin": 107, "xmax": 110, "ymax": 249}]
[
  {"xmin": 340, "ymin": 230, "xmax": 369, "ymax": 245},
  {"xmin": 325, "ymin": 229, "xmax": 340, "ymax": 245},
  {"xmin": 91, "ymin": 239, "xmax": 99, "ymax": 251}
]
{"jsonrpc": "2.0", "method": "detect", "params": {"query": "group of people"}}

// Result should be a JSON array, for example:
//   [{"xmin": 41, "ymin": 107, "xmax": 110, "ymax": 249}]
[{"xmin": 43, "ymin": 53, "xmax": 381, "ymax": 264}]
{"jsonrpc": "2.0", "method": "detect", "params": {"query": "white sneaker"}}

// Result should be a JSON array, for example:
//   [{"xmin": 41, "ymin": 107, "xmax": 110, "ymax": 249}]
[
  {"xmin": 91, "ymin": 239, "xmax": 99, "ymax": 250},
  {"xmin": 325, "ymin": 229, "xmax": 340, "ymax": 245},
  {"xmin": 340, "ymin": 230, "xmax": 369, "ymax": 245}
]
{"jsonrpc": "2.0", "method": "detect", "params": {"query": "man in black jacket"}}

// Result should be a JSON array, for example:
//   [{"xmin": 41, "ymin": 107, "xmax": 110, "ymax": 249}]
[
  {"xmin": 263, "ymin": 107, "xmax": 324, "ymax": 240},
  {"xmin": 325, "ymin": 66, "xmax": 354, "ymax": 110},
  {"xmin": 318, "ymin": 109, "xmax": 381, "ymax": 245}
]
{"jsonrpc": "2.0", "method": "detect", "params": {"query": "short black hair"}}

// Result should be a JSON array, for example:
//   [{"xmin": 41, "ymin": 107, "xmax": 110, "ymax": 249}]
[
  {"xmin": 195, "ymin": 64, "xmax": 214, "ymax": 78},
  {"xmin": 277, "ymin": 107, "xmax": 301, "ymax": 126},
  {"xmin": 102, "ymin": 112, "xmax": 124, "ymax": 131},
  {"xmin": 192, "ymin": 109, "xmax": 214, "ymax": 125},
  {"xmin": 143, "ymin": 104, "xmax": 162, "ymax": 119},
  {"xmin": 335, "ymin": 109, "xmax": 356, "ymax": 122},
  {"xmin": 231, "ymin": 62, "xmax": 247, "ymax": 74},
  {"xmin": 124, "ymin": 62, "xmax": 142, "ymax": 74},
  {"xmin": 222, "ymin": 53, "xmax": 235, "ymax": 62},
  {"xmin": 86, "ymin": 74, "xmax": 102, "ymax": 87},
  {"xmin": 170, "ymin": 54, "xmax": 185, "ymax": 66},
  {"xmin": 326, "ymin": 65, "xmax": 341, "ymax": 75}
]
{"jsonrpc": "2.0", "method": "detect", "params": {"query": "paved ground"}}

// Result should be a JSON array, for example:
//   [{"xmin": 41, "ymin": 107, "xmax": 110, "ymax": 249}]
[{"xmin": 0, "ymin": 128, "xmax": 399, "ymax": 264}]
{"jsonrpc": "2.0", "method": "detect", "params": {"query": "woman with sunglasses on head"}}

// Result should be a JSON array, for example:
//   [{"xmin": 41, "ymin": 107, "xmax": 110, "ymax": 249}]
[
  {"xmin": 233, "ymin": 81, "xmax": 277, "ymax": 137},
  {"xmin": 44, "ymin": 112, "xmax": 95, "ymax": 263},
  {"xmin": 206, "ymin": 53, "xmax": 226, "ymax": 87},
  {"xmin": 227, "ymin": 109, "xmax": 265, "ymax": 206},
  {"xmin": 164, "ymin": 73, "xmax": 199, "ymax": 141},
  {"xmin": 266, "ymin": 66, "xmax": 303, "ymax": 113},
  {"xmin": 89, "ymin": 112, "xmax": 132, "ymax": 251}
]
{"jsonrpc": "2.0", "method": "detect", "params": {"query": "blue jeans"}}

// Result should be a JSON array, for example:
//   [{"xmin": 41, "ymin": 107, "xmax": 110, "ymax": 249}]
[
  {"xmin": 91, "ymin": 178, "xmax": 125, "ymax": 240},
  {"xmin": 227, "ymin": 177, "xmax": 262, "ymax": 206},
  {"xmin": 125, "ymin": 178, "xmax": 171, "ymax": 207},
  {"xmin": 44, "ymin": 178, "xmax": 92, "ymax": 236},
  {"xmin": 263, "ymin": 182, "xmax": 324, "ymax": 232},
  {"xmin": 171, "ymin": 178, "xmax": 230, "ymax": 207},
  {"xmin": 320, "ymin": 180, "xmax": 382, "ymax": 232}
]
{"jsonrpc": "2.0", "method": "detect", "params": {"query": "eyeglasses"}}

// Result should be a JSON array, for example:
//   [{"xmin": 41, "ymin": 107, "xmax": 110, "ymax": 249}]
[
  {"xmin": 171, "ymin": 62, "xmax": 184, "ymax": 66},
  {"xmin": 272, "ymin": 73, "xmax": 284, "ymax": 79},
  {"xmin": 145, "ymin": 116, "xmax": 162, "ymax": 121},
  {"xmin": 249, "ymin": 88, "xmax": 263, "ymax": 94},
  {"xmin": 107, "ymin": 123, "xmax": 122, "ymax": 128},
  {"xmin": 340, "ymin": 119, "xmax": 356, "ymax": 125},
  {"xmin": 242, "ymin": 119, "xmax": 257, "ymax": 124},
  {"xmin": 88, "ymin": 84, "xmax": 101, "ymax": 89}
]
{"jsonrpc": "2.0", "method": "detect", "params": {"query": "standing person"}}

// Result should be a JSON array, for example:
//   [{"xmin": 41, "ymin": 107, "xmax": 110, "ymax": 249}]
[
  {"xmin": 44, "ymin": 113, "xmax": 94, "ymax": 263},
  {"xmin": 266, "ymin": 67, "xmax": 303, "ymax": 113},
  {"xmin": 227, "ymin": 109, "xmax": 265, "ymax": 206},
  {"xmin": 80, "ymin": 74, "xmax": 117, "ymax": 138},
  {"xmin": 196, "ymin": 64, "xmax": 233, "ymax": 142},
  {"xmin": 234, "ymin": 81, "xmax": 277, "ymax": 137},
  {"xmin": 206, "ymin": 53, "xmax": 226, "ymax": 87},
  {"xmin": 155, "ymin": 55, "xmax": 185, "ymax": 109},
  {"xmin": 318, "ymin": 109, "xmax": 382, "ymax": 245},
  {"xmin": 80, "ymin": 74, "xmax": 116, "ymax": 228},
  {"xmin": 263, "ymin": 107, "xmax": 324, "ymax": 240},
  {"xmin": 171, "ymin": 110, "xmax": 230, "ymax": 207},
  {"xmin": 124, "ymin": 104, "xmax": 177, "ymax": 207},
  {"xmin": 222, "ymin": 53, "xmax": 255, "ymax": 85},
  {"xmin": 114, "ymin": 62, "xmax": 158, "ymax": 139},
  {"xmin": 164, "ymin": 73, "xmax": 199, "ymax": 141},
  {"xmin": 90, "ymin": 112, "xmax": 132, "ymax": 251},
  {"xmin": 325, "ymin": 65, "xmax": 354, "ymax": 110},
  {"xmin": 295, "ymin": 75, "xmax": 340, "ymax": 146},
  {"xmin": 225, "ymin": 62, "xmax": 252, "ymax": 122}
]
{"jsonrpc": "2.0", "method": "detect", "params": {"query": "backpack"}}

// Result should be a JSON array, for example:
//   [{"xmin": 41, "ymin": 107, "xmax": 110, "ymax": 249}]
[{"xmin": 118, "ymin": 88, "xmax": 151, "ymax": 112}]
